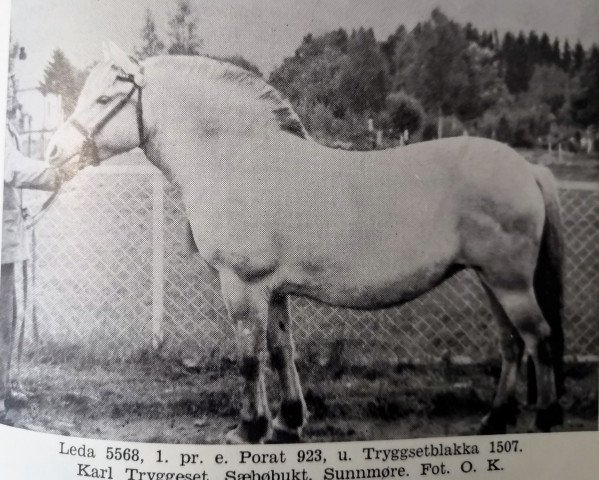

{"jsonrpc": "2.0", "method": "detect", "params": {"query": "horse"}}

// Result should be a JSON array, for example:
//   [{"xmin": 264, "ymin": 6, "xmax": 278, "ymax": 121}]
[{"xmin": 46, "ymin": 42, "xmax": 565, "ymax": 443}]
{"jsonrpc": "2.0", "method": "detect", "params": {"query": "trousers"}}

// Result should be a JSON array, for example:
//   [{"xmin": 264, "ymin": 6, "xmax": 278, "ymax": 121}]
[{"xmin": 0, "ymin": 263, "xmax": 15, "ymax": 401}]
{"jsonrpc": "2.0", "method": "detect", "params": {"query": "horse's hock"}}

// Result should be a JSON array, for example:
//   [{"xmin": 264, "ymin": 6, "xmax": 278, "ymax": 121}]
[{"xmin": 17, "ymin": 164, "xmax": 599, "ymax": 371}]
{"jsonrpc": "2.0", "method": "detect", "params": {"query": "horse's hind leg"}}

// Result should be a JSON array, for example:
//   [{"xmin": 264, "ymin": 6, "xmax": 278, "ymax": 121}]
[
  {"xmin": 478, "ymin": 282, "xmax": 524, "ymax": 434},
  {"xmin": 266, "ymin": 294, "xmax": 307, "ymax": 443},
  {"xmin": 482, "ymin": 283, "xmax": 562, "ymax": 432},
  {"xmin": 219, "ymin": 271, "xmax": 272, "ymax": 444}
]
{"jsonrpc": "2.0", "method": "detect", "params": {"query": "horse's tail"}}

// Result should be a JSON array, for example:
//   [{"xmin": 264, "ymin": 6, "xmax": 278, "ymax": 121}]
[{"xmin": 530, "ymin": 165, "xmax": 565, "ymax": 402}]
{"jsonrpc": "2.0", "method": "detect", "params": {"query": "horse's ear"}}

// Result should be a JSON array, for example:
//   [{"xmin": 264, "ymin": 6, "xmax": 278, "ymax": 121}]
[
  {"xmin": 107, "ymin": 41, "xmax": 140, "ymax": 69},
  {"xmin": 107, "ymin": 41, "xmax": 145, "ymax": 86}
]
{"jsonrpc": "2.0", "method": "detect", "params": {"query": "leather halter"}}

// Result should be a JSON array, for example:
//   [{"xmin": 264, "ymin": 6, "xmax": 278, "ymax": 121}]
[{"xmin": 69, "ymin": 73, "xmax": 145, "ymax": 169}]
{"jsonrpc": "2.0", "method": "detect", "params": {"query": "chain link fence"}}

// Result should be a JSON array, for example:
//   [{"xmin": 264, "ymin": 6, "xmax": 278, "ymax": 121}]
[{"xmin": 12, "ymin": 158, "xmax": 597, "ymax": 372}]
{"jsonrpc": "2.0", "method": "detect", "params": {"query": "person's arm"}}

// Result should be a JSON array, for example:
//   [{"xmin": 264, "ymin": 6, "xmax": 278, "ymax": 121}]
[{"xmin": 4, "ymin": 135, "xmax": 62, "ymax": 191}]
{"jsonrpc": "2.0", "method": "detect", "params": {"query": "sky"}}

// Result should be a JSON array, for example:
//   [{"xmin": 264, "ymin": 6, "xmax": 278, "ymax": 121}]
[{"xmin": 7, "ymin": 0, "xmax": 599, "ymax": 90}]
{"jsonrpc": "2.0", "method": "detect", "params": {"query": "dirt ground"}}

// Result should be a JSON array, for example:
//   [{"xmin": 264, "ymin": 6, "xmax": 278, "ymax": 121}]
[{"xmin": 3, "ymin": 359, "xmax": 597, "ymax": 443}]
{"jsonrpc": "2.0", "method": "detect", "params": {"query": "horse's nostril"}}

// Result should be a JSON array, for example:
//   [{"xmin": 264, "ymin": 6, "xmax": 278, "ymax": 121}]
[{"xmin": 49, "ymin": 145, "xmax": 58, "ymax": 158}]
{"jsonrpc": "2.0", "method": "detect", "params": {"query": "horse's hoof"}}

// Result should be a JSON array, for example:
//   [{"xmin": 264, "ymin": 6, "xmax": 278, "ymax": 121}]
[
  {"xmin": 225, "ymin": 416, "xmax": 271, "ymax": 444},
  {"xmin": 266, "ymin": 428, "xmax": 302, "ymax": 444},
  {"xmin": 478, "ymin": 412, "xmax": 507, "ymax": 435},
  {"xmin": 536, "ymin": 402, "xmax": 563, "ymax": 432},
  {"xmin": 225, "ymin": 427, "xmax": 246, "ymax": 445},
  {"xmin": 503, "ymin": 397, "xmax": 520, "ymax": 426}
]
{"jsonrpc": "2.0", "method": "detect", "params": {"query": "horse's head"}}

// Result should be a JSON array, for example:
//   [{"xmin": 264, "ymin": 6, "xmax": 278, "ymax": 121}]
[{"xmin": 46, "ymin": 42, "xmax": 146, "ymax": 168}]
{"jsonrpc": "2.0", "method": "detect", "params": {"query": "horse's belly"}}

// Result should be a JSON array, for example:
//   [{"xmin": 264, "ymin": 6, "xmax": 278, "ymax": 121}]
[{"xmin": 281, "ymin": 247, "xmax": 458, "ymax": 309}]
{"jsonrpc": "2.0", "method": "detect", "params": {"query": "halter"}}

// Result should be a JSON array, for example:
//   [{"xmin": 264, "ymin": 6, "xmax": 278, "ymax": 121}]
[{"xmin": 69, "ymin": 73, "xmax": 145, "ymax": 169}]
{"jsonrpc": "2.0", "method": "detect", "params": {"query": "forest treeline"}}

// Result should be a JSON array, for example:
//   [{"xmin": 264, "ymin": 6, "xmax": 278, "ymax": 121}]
[
  {"xmin": 36, "ymin": 3, "xmax": 599, "ymax": 151},
  {"xmin": 270, "ymin": 8, "xmax": 598, "ymax": 150}
]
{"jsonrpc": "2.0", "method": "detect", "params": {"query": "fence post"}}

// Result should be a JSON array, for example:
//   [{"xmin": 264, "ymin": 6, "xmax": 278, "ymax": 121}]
[{"xmin": 152, "ymin": 173, "xmax": 165, "ymax": 350}]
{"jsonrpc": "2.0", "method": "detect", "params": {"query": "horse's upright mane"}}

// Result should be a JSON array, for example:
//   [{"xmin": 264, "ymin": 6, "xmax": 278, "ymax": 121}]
[{"xmin": 144, "ymin": 55, "xmax": 309, "ymax": 140}]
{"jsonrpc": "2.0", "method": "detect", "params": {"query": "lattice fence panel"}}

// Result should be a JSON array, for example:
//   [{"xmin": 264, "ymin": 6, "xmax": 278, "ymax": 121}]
[
  {"xmin": 560, "ymin": 186, "xmax": 599, "ymax": 357},
  {"xmin": 14, "ymin": 171, "xmax": 599, "ymax": 366},
  {"xmin": 18, "ymin": 171, "xmax": 155, "ymax": 361}
]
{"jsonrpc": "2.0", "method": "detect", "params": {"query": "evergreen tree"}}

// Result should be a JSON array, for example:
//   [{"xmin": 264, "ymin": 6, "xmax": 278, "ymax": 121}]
[
  {"xmin": 464, "ymin": 23, "xmax": 480, "ymax": 43},
  {"xmin": 167, "ymin": 0, "xmax": 202, "ymax": 55},
  {"xmin": 136, "ymin": 8, "xmax": 165, "ymax": 59},
  {"xmin": 573, "ymin": 41, "xmax": 586, "ymax": 72},
  {"xmin": 551, "ymin": 38, "xmax": 561, "ymax": 66},
  {"xmin": 539, "ymin": 33, "xmax": 552, "ymax": 63},
  {"xmin": 38, "ymin": 49, "xmax": 84, "ymax": 116},
  {"xmin": 562, "ymin": 40, "xmax": 572, "ymax": 72},
  {"xmin": 527, "ymin": 31, "xmax": 540, "ymax": 64},
  {"xmin": 503, "ymin": 32, "xmax": 534, "ymax": 93},
  {"xmin": 571, "ymin": 46, "xmax": 599, "ymax": 126}
]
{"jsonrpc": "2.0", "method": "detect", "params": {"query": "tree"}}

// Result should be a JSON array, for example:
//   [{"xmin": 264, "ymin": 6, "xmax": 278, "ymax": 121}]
[
  {"xmin": 457, "ymin": 43, "xmax": 506, "ymax": 120},
  {"xmin": 571, "ymin": 46, "xmax": 599, "ymax": 127},
  {"xmin": 562, "ymin": 40, "xmax": 572, "ymax": 72},
  {"xmin": 551, "ymin": 38, "xmax": 561, "ymax": 66},
  {"xmin": 527, "ymin": 31, "xmax": 540, "ymax": 64},
  {"xmin": 573, "ymin": 41, "xmax": 585, "ymax": 72},
  {"xmin": 381, "ymin": 91, "xmax": 424, "ymax": 138},
  {"xmin": 539, "ymin": 33, "xmax": 552, "ymax": 64},
  {"xmin": 270, "ymin": 29, "xmax": 350, "ymax": 117},
  {"xmin": 38, "ymin": 49, "xmax": 85, "ymax": 116},
  {"xmin": 395, "ymin": 9, "xmax": 476, "ymax": 136},
  {"xmin": 136, "ymin": 9, "xmax": 165, "ymax": 59},
  {"xmin": 167, "ymin": 1, "xmax": 202, "ymax": 55},
  {"xmin": 336, "ymin": 28, "xmax": 389, "ymax": 114},
  {"xmin": 528, "ymin": 64, "xmax": 570, "ymax": 114},
  {"xmin": 503, "ymin": 32, "xmax": 534, "ymax": 93}
]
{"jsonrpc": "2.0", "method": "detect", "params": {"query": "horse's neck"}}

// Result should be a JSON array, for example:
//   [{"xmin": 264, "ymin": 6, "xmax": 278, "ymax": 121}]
[{"xmin": 140, "ymin": 65, "xmax": 301, "ymax": 188}]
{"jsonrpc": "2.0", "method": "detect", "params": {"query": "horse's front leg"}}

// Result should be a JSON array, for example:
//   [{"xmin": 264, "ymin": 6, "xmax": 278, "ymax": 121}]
[
  {"xmin": 220, "ymin": 271, "xmax": 272, "ymax": 444},
  {"xmin": 266, "ymin": 294, "xmax": 307, "ymax": 443}
]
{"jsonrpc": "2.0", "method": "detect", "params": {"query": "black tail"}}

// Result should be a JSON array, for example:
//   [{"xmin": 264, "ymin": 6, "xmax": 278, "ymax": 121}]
[{"xmin": 531, "ymin": 165, "xmax": 565, "ymax": 401}]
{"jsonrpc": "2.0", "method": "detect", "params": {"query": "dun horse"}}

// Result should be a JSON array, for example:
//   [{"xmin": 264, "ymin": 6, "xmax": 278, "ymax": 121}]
[{"xmin": 46, "ymin": 43, "xmax": 565, "ymax": 443}]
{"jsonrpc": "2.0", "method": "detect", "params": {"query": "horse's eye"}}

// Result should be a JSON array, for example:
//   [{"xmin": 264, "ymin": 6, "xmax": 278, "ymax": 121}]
[{"xmin": 97, "ymin": 95, "xmax": 111, "ymax": 105}]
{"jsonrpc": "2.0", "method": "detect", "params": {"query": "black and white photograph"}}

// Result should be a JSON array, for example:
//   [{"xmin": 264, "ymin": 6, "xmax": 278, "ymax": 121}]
[{"xmin": 1, "ymin": 0, "xmax": 597, "ymax": 445}]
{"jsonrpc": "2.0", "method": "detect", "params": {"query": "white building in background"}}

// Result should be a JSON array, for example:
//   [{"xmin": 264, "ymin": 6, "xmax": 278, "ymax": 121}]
[
  {"xmin": 17, "ymin": 88, "xmax": 64, "ymax": 132},
  {"xmin": 13, "ymin": 88, "xmax": 64, "ymax": 159}
]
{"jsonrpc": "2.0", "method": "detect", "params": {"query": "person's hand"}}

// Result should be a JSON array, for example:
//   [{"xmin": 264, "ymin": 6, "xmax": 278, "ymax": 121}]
[{"xmin": 53, "ymin": 162, "xmax": 79, "ymax": 188}]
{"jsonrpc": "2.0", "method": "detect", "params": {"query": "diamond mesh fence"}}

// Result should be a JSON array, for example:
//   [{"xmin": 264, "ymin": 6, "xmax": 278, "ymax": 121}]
[{"xmin": 13, "ymin": 167, "xmax": 599, "ymax": 373}]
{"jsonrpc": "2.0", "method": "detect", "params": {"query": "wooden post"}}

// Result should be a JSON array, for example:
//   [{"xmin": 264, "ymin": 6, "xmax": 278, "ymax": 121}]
[
  {"xmin": 558, "ymin": 143, "xmax": 562, "ymax": 163},
  {"xmin": 151, "ymin": 173, "xmax": 165, "ymax": 350}
]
